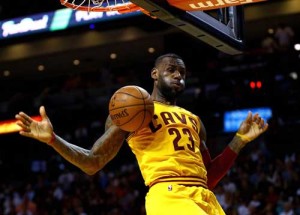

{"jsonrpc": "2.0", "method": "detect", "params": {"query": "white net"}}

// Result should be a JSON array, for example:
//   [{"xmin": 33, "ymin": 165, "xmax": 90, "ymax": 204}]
[{"xmin": 60, "ymin": 0, "xmax": 139, "ymax": 13}]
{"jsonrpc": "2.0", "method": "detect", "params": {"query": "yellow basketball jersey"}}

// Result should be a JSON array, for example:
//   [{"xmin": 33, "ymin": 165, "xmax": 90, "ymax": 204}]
[{"xmin": 127, "ymin": 101, "xmax": 207, "ymax": 187}]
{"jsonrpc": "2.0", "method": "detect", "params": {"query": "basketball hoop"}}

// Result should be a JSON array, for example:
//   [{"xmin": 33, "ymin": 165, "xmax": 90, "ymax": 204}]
[{"xmin": 60, "ymin": 0, "xmax": 147, "ymax": 14}]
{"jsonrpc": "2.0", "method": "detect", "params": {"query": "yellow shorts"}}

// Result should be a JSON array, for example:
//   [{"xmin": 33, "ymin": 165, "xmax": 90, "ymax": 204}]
[{"xmin": 146, "ymin": 182, "xmax": 225, "ymax": 215}]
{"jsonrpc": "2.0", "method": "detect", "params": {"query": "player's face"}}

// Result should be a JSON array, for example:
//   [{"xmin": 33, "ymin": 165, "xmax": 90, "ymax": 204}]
[{"xmin": 156, "ymin": 57, "xmax": 186, "ymax": 99}]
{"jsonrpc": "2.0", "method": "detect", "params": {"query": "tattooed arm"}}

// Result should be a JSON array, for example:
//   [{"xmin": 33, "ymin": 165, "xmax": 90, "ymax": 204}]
[{"xmin": 15, "ymin": 106, "xmax": 128, "ymax": 175}]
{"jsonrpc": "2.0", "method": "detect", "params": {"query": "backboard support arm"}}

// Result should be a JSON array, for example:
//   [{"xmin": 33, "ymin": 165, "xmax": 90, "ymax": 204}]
[{"xmin": 130, "ymin": 0, "xmax": 244, "ymax": 55}]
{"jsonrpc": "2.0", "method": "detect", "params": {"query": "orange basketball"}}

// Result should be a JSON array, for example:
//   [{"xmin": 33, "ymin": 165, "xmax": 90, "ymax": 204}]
[{"xmin": 109, "ymin": 85, "xmax": 154, "ymax": 132}]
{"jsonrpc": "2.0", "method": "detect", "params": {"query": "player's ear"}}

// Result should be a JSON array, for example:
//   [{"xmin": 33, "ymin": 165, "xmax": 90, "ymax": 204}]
[{"xmin": 151, "ymin": 68, "xmax": 158, "ymax": 80}]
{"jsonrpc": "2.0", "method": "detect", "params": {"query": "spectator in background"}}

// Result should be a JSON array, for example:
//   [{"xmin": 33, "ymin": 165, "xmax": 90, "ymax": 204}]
[
  {"xmin": 274, "ymin": 23, "xmax": 295, "ymax": 52},
  {"xmin": 261, "ymin": 30, "xmax": 279, "ymax": 54},
  {"xmin": 279, "ymin": 201, "xmax": 295, "ymax": 215},
  {"xmin": 15, "ymin": 193, "xmax": 37, "ymax": 215}
]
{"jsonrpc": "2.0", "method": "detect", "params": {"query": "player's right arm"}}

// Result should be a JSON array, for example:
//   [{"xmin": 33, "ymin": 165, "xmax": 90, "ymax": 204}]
[{"xmin": 15, "ymin": 106, "xmax": 128, "ymax": 175}]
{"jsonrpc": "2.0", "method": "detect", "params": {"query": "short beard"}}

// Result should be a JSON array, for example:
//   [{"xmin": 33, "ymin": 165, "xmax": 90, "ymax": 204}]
[{"xmin": 160, "ymin": 83, "xmax": 184, "ymax": 101}]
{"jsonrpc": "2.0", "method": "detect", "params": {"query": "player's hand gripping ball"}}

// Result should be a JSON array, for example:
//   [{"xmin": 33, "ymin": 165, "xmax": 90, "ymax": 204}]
[{"xmin": 109, "ymin": 85, "xmax": 154, "ymax": 132}]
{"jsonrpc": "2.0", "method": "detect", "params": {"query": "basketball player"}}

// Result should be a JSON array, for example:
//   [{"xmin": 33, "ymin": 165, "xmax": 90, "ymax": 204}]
[{"xmin": 15, "ymin": 53, "xmax": 268, "ymax": 214}]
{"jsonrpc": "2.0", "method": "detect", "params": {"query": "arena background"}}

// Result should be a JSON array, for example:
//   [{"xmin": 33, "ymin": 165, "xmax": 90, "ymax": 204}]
[{"xmin": 0, "ymin": 0, "xmax": 299, "ymax": 214}]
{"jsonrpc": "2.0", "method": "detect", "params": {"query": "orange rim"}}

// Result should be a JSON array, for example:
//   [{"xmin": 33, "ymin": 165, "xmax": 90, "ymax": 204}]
[{"xmin": 60, "ymin": 0, "xmax": 142, "ymax": 13}]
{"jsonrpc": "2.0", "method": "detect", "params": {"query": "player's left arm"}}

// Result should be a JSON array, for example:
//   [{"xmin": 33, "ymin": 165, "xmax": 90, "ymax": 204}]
[{"xmin": 200, "ymin": 111, "xmax": 268, "ymax": 190}]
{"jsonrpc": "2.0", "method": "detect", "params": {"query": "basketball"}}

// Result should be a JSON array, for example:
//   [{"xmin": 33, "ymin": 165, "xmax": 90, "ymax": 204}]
[{"xmin": 109, "ymin": 85, "xmax": 154, "ymax": 132}]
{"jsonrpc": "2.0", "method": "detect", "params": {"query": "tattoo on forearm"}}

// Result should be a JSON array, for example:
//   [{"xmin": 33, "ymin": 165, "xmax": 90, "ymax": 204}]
[
  {"xmin": 228, "ymin": 136, "xmax": 245, "ymax": 154},
  {"xmin": 50, "ymin": 116, "xmax": 127, "ymax": 175}
]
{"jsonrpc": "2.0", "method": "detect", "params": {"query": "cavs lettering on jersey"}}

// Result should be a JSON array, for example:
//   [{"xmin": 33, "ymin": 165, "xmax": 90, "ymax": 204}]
[{"xmin": 127, "ymin": 101, "xmax": 207, "ymax": 188}]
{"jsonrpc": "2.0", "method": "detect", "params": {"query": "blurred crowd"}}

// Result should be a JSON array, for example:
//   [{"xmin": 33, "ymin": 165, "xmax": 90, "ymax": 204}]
[{"xmin": 0, "ymin": 134, "xmax": 299, "ymax": 215}]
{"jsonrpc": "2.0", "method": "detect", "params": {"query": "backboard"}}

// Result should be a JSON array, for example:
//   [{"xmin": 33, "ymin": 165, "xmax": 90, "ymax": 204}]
[{"xmin": 130, "ymin": 0, "xmax": 245, "ymax": 55}]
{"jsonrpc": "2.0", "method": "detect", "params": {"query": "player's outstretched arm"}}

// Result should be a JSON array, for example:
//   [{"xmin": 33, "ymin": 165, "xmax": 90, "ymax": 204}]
[
  {"xmin": 201, "ymin": 112, "xmax": 268, "ymax": 189},
  {"xmin": 15, "ymin": 106, "xmax": 128, "ymax": 175}
]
